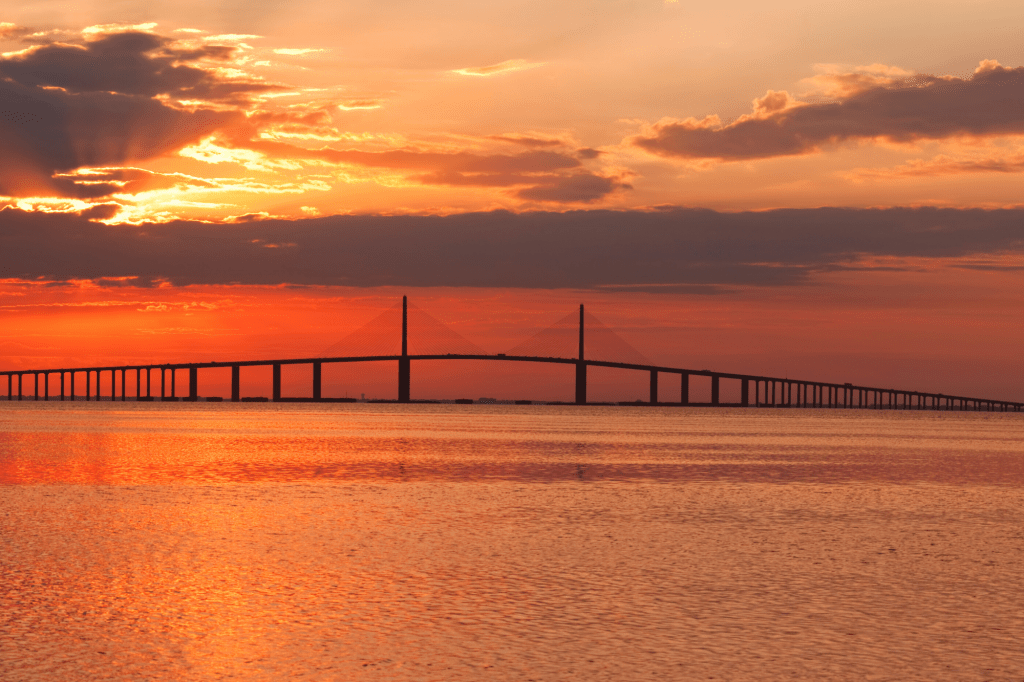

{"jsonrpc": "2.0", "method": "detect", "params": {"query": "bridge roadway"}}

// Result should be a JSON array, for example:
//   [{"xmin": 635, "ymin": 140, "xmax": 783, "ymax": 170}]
[{"xmin": 2, "ymin": 353, "xmax": 1021, "ymax": 412}]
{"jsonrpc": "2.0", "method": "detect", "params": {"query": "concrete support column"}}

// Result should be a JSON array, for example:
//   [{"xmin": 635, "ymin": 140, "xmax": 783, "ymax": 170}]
[
  {"xmin": 171, "ymin": 369, "xmax": 176, "ymax": 398},
  {"xmin": 34, "ymin": 373, "xmax": 39, "ymax": 401},
  {"xmin": 136, "ymin": 369, "xmax": 141, "ymax": 400},
  {"xmin": 60, "ymin": 372, "xmax": 65, "ymax": 401},
  {"xmin": 18, "ymin": 373, "xmax": 23, "ymax": 401},
  {"xmin": 649, "ymin": 370, "xmax": 658, "ymax": 405},
  {"xmin": 231, "ymin": 365, "xmax": 240, "ymax": 402},
  {"xmin": 574, "ymin": 362, "xmax": 586, "ymax": 405},
  {"xmin": 188, "ymin": 366, "xmax": 198, "ymax": 401},
  {"xmin": 44, "ymin": 373, "xmax": 49, "ymax": 401},
  {"xmin": 121, "ymin": 370, "xmax": 126, "ymax": 401},
  {"xmin": 313, "ymin": 361, "xmax": 322, "ymax": 401},
  {"xmin": 741, "ymin": 378, "xmax": 749, "ymax": 407},
  {"xmin": 160, "ymin": 368, "xmax": 166, "ymax": 399},
  {"xmin": 272, "ymin": 363, "xmax": 282, "ymax": 402},
  {"xmin": 70, "ymin": 372, "xmax": 75, "ymax": 400},
  {"xmin": 711, "ymin": 375, "xmax": 720, "ymax": 406},
  {"xmin": 680, "ymin": 373, "xmax": 689, "ymax": 406},
  {"xmin": 398, "ymin": 358, "xmax": 410, "ymax": 403}
]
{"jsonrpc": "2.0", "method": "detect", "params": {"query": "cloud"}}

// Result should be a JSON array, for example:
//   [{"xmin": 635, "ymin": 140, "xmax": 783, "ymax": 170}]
[
  {"xmin": 452, "ymin": 59, "xmax": 543, "ymax": 77},
  {"xmin": 0, "ymin": 31, "xmax": 274, "ymax": 101},
  {"xmin": 209, "ymin": 133, "xmax": 625, "ymax": 202},
  {"xmin": 2, "ymin": 206, "xmax": 1023, "ymax": 290},
  {"xmin": 515, "ymin": 173, "xmax": 630, "ymax": 203},
  {"xmin": 0, "ymin": 28, "xmax": 286, "ymax": 198},
  {"xmin": 633, "ymin": 60, "xmax": 1024, "ymax": 161},
  {"xmin": 487, "ymin": 134, "xmax": 565, "ymax": 148},
  {"xmin": 0, "ymin": 78, "xmax": 239, "ymax": 197},
  {"xmin": 848, "ymin": 152, "xmax": 1024, "ymax": 180}
]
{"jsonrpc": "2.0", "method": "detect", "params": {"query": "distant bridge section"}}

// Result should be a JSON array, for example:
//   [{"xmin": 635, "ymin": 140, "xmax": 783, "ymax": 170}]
[{"xmin": 2, "ymin": 297, "xmax": 1021, "ymax": 412}]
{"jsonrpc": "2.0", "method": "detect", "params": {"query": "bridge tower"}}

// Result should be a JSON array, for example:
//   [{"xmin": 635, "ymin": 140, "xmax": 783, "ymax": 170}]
[
  {"xmin": 398, "ymin": 295, "xmax": 411, "ymax": 402},
  {"xmin": 575, "ymin": 304, "xmax": 587, "ymax": 405}
]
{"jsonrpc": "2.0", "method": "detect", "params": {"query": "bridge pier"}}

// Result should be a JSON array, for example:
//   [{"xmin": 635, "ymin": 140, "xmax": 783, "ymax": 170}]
[
  {"xmin": 313, "ymin": 361, "xmax": 322, "ymax": 401},
  {"xmin": 273, "ymin": 363, "xmax": 282, "ymax": 402},
  {"xmin": 680, "ymin": 372, "xmax": 689, "ymax": 406},
  {"xmin": 741, "ymin": 378, "xmax": 749, "ymax": 407},
  {"xmin": 575, "ymin": 362, "xmax": 586, "ymax": 405},
  {"xmin": 231, "ymin": 365, "xmax": 240, "ymax": 402},
  {"xmin": 649, "ymin": 370, "xmax": 658, "ymax": 404},
  {"xmin": 122, "ymin": 369, "xmax": 126, "ymax": 401},
  {"xmin": 171, "ymin": 369, "xmax": 176, "ymax": 399},
  {"xmin": 188, "ymin": 367, "xmax": 198, "ymax": 401},
  {"xmin": 711, "ymin": 374, "xmax": 720, "ymax": 406},
  {"xmin": 398, "ymin": 358, "xmax": 410, "ymax": 403}
]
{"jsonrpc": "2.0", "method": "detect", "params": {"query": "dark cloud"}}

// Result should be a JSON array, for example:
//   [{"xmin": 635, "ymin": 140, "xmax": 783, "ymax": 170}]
[
  {"xmin": 634, "ymin": 61, "xmax": 1024, "ymax": 161},
  {"xmin": 0, "ymin": 78, "xmax": 238, "ymax": 196},
  {"xmin": 0, "ymin": 29, "xmax": 258, "ymax": 197},
  {"xmin": 0, "ymin": 31, "xmax": 271, "ymax": 101},
  {"xmin": 2, "ymin": 206, "xmax": 1023, "ymax": 290},
  {"xmin": 515, "ymin": 173, "xmax": 629, "ymax": 203}
]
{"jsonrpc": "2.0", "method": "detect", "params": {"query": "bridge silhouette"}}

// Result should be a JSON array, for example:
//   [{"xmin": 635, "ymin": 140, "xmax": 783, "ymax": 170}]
[{"xmin": 2, "ymin": 297, "xmax": 1021, "ymax": 412}]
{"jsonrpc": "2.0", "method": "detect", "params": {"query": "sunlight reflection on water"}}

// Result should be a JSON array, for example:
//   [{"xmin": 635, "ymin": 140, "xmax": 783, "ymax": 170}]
[{"xmin": 1, "ymin": 403, "xmax": 1023, "ymax": 680}]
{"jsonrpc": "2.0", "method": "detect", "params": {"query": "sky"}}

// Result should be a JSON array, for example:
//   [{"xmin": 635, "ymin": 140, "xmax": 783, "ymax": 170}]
[{"xmin": 2, "ymin": 0, "xmax": 1024, "ymax": 401}]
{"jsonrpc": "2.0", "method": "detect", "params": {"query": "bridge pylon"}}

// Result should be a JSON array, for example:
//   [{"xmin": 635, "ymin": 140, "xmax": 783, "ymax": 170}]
[
  {"xmin": 575, "ymin": 304, "xmax": 586, "ymax": 405},
  {"xmin": 398, "ymin": 295, "xmax": 411, "ymax": 402}
]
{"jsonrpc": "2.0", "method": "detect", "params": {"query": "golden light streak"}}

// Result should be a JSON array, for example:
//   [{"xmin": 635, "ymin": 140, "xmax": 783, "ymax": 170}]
[
  {"xmin": 452, "ymin": 59, "xmax": 543, "ymax": 77},
  {"xmin": 81, "ymin": 22, "xmax": 158, "ymax": 36},
  {"xmin": 273, "ymin": 48, "xmax": 324, "ymax": 56}
]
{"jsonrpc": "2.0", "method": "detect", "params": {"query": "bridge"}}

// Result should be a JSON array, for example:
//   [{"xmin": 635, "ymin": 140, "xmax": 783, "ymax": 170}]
[{"xmin": 1, "ymin": 297, "xmax": 1021, "ymax": 412}]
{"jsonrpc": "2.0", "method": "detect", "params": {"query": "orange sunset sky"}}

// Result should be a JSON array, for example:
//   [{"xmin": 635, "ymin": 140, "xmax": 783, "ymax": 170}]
[{"xmin": 2, "ymin": 1, "xmax": 1024, "ymax": 401}]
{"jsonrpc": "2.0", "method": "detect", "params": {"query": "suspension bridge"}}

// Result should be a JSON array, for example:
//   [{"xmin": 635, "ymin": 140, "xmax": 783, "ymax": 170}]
[{"xmin": 1, "ymin": 297, "xmax": 1020, "ymax": 411}]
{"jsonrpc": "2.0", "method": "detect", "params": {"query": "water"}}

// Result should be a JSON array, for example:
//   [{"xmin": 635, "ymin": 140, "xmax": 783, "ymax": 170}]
[{"xmin": 2, "ymin": 403, "xmax": 1023, "ymax": 681}]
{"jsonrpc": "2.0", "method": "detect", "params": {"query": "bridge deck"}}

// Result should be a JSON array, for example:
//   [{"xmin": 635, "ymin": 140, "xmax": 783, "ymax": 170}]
[{"xmin": 2, "ymin": 353, "xmax": 1021, "ymax": 410}]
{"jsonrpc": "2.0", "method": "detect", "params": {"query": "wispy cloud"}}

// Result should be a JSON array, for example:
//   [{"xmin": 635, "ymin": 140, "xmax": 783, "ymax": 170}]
[
  {"xmin": 847, "ymin": 152, "xmax": 1024, "ymax": 180},
  {"xmin": 452, "ymin": 59, "xmax": 543, "ymax": 77}
]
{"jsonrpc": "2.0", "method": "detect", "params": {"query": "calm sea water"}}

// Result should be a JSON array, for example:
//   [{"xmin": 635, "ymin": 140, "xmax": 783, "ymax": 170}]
[{"xmin": 1, "ymin": 402, "xmax": 1023, "ymax": 681}]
